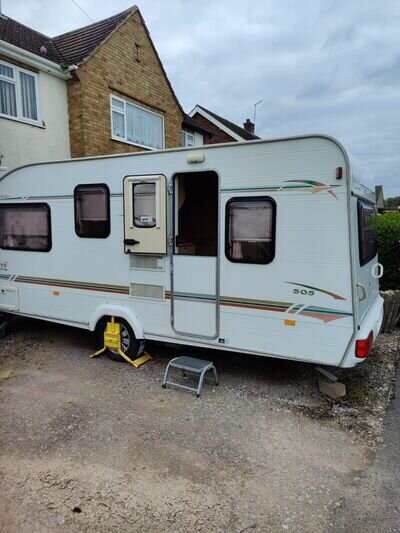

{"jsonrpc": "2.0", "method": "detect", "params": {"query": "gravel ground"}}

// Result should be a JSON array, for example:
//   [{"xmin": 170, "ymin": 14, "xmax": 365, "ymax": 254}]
[{"xmin": 0, "ymin": 318, "xmax": 399, "ymax": 532}]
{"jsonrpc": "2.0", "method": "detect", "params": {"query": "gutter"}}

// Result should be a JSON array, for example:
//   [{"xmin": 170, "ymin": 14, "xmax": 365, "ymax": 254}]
[{"xmin": 0, "ymin": 40, "xmax": 71, "ymax": 80}]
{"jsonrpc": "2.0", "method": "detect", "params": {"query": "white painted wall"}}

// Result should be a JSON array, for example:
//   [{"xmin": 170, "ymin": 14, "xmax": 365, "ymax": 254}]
[{"xmin": 0, "ymin": 68, "xmax": 70, "ymax": 172}]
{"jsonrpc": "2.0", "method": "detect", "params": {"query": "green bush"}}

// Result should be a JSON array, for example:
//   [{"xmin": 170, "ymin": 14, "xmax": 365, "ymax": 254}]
[{"xmin": 372, "ymin": 212, "xmax": 400, "ymax": 290}]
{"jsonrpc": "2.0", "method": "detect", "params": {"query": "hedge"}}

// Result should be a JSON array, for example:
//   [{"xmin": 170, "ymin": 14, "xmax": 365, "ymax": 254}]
[{"xmin": 372, "ymin": 212, "xmax": 400, "ymax": 290}]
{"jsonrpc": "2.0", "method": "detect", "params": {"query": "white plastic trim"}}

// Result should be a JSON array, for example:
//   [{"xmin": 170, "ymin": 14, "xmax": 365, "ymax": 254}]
[
  {"xmin": 89, "ymin": 303, "xmax": 144, "ymax": 339},
  {"xmin": 0, "ymin": 40, "xmax": 70, "ymax": 79}
]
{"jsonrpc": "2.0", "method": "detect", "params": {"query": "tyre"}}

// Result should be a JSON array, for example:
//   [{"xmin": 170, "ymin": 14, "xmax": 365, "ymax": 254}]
[{"xmin": 95, "ymin": 317, "xmax": 141, "ymax": 362}]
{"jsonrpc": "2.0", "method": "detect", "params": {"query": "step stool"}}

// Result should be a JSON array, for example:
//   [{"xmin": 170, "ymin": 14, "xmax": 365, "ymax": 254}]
[{"xmin": 162, "ymin": 356, "xmax": 219, "ymax": 397}]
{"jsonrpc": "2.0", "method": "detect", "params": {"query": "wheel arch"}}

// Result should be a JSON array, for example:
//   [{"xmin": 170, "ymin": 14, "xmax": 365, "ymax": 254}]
[{"xmin": 89, "ymin": 303, "xmax": 144, "ymax": 339}]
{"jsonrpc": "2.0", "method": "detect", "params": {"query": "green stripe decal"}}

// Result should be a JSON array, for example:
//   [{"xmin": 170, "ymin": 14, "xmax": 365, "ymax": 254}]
[
  {"xmin": 15, "ymin": 276, "xmax": 129, "ymax": 294},
  {"xmin": 3, "ymin": 277, "xmax": 352, "ymax": 323}
]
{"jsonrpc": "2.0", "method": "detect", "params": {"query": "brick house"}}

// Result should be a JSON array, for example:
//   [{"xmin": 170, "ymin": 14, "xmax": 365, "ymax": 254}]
[
  {"xmin": 0, "ymin": 6, "xmax": 259, "ymax": 174},
  {"xmin": 0, "ymin": 6, "xmax": 209, "ymax": 172},
  {"xmin": 189, "ymin": 105, "xmax": 259, "ymax": 144}
]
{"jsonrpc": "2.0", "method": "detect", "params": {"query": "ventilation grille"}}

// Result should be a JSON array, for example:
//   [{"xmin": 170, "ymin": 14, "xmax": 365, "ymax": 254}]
[
  {"xmin": 130, "ymin": 283, "xmax": 164, "ymax": 300},
  {"xmin": 130, "ymin": 255, "xmax": 164, "ymax": 271}
]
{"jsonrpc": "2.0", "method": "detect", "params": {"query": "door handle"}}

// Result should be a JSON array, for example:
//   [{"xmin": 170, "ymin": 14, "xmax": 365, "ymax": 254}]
[
  {"xmin": 357, "ymin": 283, "xmax": 367, "ymax": 301},
  {"xmin": 124, "ymin": 239, "xmax": 140, "ymax": 245}
]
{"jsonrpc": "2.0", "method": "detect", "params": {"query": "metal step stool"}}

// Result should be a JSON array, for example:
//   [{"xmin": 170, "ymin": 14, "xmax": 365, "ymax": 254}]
[{"xmin": 162, "ymin": 356, "xmax": 219, "ymax": 397}]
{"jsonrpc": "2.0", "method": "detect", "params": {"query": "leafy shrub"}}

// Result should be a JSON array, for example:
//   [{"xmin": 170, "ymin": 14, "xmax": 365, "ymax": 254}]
[{"xmin": 372, "ymin": 212, "xmax": 400, "ymax": 290}]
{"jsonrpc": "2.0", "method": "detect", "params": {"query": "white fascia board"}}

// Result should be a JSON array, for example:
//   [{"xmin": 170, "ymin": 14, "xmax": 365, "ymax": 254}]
[
  {"xmin": 0, "ymin": 40, "xmax": 70, "ymax": 80},
  {"xmin": 188, "ymin": 105, "xmax": 244, "ymax": 142}
]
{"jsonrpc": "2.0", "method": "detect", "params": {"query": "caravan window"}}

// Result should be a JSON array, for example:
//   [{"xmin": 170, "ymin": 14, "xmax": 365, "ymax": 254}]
[
  {"xmin": 0, "ymin": 203, "xmax": 51, "ymax": 252},
  {"xmin": 226, "ymin": 197, "xmax": 276, "ymax": 264},
  {"xmin": 74, "ymin": 184, "xmax": 110, "ymax": 238},
  {"xmin": 358, "ymin": 199, "xmax": 377, "ymax": 266},
  {"xmin": 133, "ymin": 183, "xmax": 156, "ymax": 228}
]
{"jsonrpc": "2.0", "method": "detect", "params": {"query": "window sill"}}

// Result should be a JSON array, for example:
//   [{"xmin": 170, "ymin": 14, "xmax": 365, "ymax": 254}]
[
  {"xmin": 111, "ymin": 135, "xmax": 163, "ymax": 151},
  {"xmin": 0, "ymin": 113, "xmax": 44, "ymax": 129}
]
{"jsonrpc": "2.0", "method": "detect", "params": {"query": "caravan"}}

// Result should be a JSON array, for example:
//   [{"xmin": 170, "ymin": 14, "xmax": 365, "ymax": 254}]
[{"xmin": 0, "ymin": 135, "xmax": 383, "ymax": 367}]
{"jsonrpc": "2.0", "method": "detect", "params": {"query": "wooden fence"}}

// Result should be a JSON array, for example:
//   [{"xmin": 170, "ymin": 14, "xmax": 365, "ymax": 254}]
[{"xmin": 381, "ymin": 290, "xmax": 400, "ymax": 333}]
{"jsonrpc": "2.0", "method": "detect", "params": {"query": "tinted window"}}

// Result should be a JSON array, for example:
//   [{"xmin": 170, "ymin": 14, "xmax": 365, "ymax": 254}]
[
  {"xmin": 226, "ymin": 197, "xmax": 276, "ymax": 264},
  {"xmin": 74, "ymin": 184, "xmax": 110, "ymax": 238},
  {"xmin": 358, "ymin": 199, "xmax": 377, "ymax": 265},
  {"xmin": 0, "ymin": 203, "xmax": 51, "ymax": 252}
]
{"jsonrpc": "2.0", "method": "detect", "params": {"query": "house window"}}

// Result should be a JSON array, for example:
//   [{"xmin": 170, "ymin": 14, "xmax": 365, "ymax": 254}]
[
  {"xmin": 0, "ymin": 203, "xmax": 51, "ymax": 252},
  {"xmin": 110, "ymin": 95, "xmax": 164, "ymax": 150},
  {"xmin": 0, "ymin": 60, "xmax": 39, "ymax": 124},
  {"xmin": 358, "ymin": 199, "xmax": 377, "ymax": 266},
  {"xmin": 180, "ymin": 131, "xmax": 195, "ymax": 147},
  {"xmin": 133, "ymin": 182, "xmax": 157, "ymax": 228},
  {"xmin": 74, "ymin": 184, "xmax": 110, "ymax": 238},
  {"xmin": 226, "ymin": 197, "xmax": 276, "ymax": 264}
]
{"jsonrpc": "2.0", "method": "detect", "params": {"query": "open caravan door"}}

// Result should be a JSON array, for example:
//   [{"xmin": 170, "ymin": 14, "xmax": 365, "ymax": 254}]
[{"xmin": 171, "ymin": 171, "xmax": 219, "ymax": 338}]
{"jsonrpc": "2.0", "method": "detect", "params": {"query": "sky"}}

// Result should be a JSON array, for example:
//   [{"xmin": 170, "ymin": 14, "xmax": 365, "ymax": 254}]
[{"xmin": 4, "ymin": 0, "xmax": 400, "ymax": 197}]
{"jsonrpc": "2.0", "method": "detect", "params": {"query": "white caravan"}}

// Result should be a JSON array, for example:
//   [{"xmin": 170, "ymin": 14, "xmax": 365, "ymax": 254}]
[{"xmin": 0, "ymin": 135, "xmax": 383, "ymax": 367}]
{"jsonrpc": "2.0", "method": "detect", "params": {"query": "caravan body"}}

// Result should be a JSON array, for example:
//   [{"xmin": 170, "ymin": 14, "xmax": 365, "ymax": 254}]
[{"xmin": 0, "ymin": 136, "xmax": 383, "ymax": 367}]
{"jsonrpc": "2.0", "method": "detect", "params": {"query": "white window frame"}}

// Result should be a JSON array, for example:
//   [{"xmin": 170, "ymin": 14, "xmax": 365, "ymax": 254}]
[
  {"xmin": 110, "ymin": 94, "xmax": 165, "ymax": 150},
  {"xmin": 181, "ymin": 131, "xmax": 195, "ymax": 147},
  {"xmin": 0, "ymin": 59, "xmax": 41, "ymax": 127}
]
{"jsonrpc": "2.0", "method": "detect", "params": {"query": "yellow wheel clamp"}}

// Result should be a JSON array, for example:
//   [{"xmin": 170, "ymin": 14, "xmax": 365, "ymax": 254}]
[{"xmin": 91, "ymin": 317, "xmax": 152, "ymax": 368}]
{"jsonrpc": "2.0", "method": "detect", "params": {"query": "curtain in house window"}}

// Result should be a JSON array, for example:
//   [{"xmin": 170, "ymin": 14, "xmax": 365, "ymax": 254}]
[
  {"xmin": 112, "ymin": 110, "xmax": 125, "ymax": 138},
  {"xmin": 19, "ymin": 72, "xmax": 38, "ymax": 120},
  {"xmin": 0, "ymin": 80, "xmax": 17, "ymax": 117},
  {"xmin": 126, "ymin": 103, "xmax": 163, "ymax": 149}
]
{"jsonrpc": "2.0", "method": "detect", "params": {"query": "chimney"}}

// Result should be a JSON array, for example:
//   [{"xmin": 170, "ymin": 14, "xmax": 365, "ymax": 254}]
[{"xmin": 243, "ymin": 118, "xmax": 255, "ymax": 134}]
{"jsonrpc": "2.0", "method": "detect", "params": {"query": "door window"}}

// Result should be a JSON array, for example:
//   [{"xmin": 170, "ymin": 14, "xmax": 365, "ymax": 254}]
[{"xmin": 133, "ymin": 183, "xmax": 156, "ymax": 228}]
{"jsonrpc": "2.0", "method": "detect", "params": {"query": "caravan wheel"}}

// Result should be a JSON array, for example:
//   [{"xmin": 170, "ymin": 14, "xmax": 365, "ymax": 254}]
[{"xmin": 96, "ymin": 317, "xmax": 141, "ymax": 362}]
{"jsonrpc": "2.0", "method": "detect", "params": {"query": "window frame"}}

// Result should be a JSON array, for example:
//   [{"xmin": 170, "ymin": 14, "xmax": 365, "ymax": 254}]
[
  {"xmin": 225, "ymin": 196, "xmax": 277, "ymax": 265},
  {"xmin": 74, "ymin": 183, "xmax": 111, "ymax": 239},
  {"xmin": 0, "ymin": 202, "xmax": 52, "ymax": 252},
  {"xmin": 0, "ymin": 59, "xmax": 41, "ymax": 126},
  {"xmin": 357, "ymin": 198, "xmax": 378, "ymax": 266},
  {"xmin": 180, "ymin": 131, "xmax": 195, "ymax": 147},
  {"xmin": 110, "ymin": 94, "xmax": 165, "ymax": 150}
]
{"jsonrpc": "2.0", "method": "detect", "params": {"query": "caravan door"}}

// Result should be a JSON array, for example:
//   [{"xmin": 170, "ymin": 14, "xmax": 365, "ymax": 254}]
[{"xmin": 171, "ymin": 171, "xmax": 219, "ymax": 338}]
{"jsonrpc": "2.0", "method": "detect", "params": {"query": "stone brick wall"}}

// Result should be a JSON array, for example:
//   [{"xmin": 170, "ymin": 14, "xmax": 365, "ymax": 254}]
[
  {"xmin": 67, "ymin": 10, "xmax": 183, "ymax": 158},
  {"xmin": 191, "ymin": 113, "xmax": 236, "ymax": 144}
]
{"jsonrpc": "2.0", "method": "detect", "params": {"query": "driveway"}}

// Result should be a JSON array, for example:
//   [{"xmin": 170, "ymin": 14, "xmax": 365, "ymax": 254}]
[
  {"xmin": 329, "ymin": 363, "xmax": 400, "ymax": 532},
  {"xmin": 0, "ymin": 319, "xmax": 398, "ymax": 532}
]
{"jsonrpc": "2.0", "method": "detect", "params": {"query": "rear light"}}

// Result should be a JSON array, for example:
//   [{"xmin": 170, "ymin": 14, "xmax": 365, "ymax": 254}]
[{"xmin": 355, "ymin": 331, "xmax": 373, "ymax": 358}]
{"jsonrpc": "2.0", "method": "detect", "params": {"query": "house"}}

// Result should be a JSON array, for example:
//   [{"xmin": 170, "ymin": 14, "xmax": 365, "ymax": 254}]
[
  {"xmin": 0, "ymin": 6, "xmax": 208, "ymax": 172},
  {"xmin": 0, "ymin": 13, "xmax": 71, "ymax": 172},
  {"xmin": 189, "ymin": 105, "xmax": 260, "ymax": 144},
  {"xmin": 0, "ymin": 6, "xmax": 260, "ymax": 174}
]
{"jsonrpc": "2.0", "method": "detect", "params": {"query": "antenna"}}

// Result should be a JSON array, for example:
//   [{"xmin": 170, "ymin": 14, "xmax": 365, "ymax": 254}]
[
  {"xmin": 253, "ymin": 99, "xmax": 263, "ymax": 127},
  {"xmin": 70, "ymin": 0, "xmax": 94, "ymax": 22}
]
